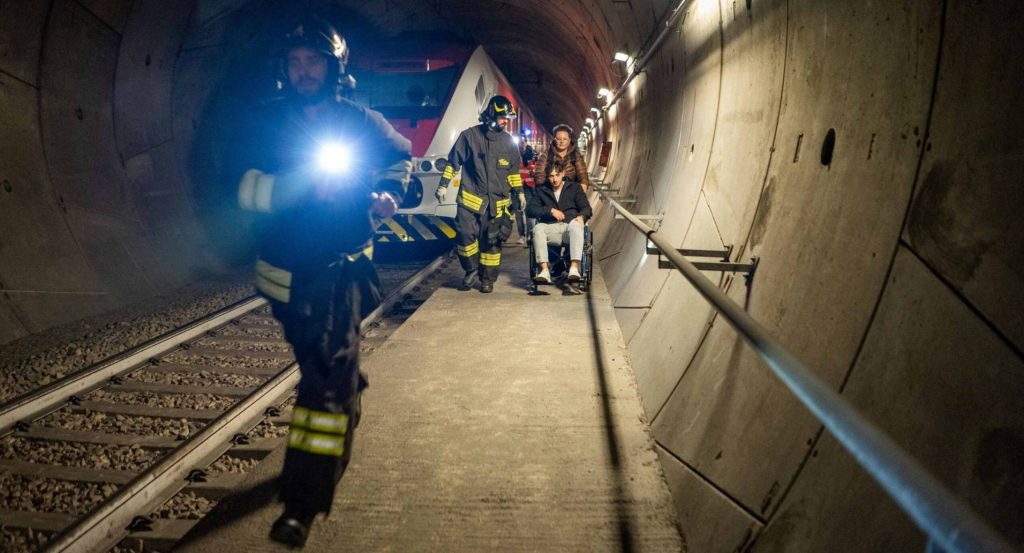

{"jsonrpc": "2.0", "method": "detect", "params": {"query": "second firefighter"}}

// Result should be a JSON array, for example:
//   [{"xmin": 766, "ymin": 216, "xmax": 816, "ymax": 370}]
[{"xmin": 434, "ymin": 95, "xmax": 523, "ymax": 293}]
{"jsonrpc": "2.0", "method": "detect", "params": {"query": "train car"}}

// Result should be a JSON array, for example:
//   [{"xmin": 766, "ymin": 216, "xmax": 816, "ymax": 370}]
[{"xmin": 348, "ymin": 36, "xmax": 542, "ymax": 245}]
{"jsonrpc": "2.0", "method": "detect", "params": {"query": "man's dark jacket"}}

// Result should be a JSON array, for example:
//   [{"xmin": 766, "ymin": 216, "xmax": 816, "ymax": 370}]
[{"xmin": 525, "ymin": 181, "xmax": 592, "ymax": 224}]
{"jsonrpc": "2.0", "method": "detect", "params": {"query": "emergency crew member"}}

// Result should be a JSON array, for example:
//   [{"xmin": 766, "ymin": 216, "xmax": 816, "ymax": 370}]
[
  {"xmin": 434, "ymin": 96, "xmax": 523, "ymax": 293},
  {"xmin": 232, "ymin": 19, "xmax": 412, "ymax": 547}
]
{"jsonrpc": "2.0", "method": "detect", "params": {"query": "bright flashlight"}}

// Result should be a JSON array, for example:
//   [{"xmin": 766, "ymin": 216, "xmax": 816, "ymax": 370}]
[{"xmin": 317, "ymin": 142, "xmax": 352, "ymax": 174}]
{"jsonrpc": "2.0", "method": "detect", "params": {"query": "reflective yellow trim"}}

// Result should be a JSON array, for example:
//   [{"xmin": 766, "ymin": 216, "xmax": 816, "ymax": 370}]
[
  {"xmin": 287, "ymin": 428, "xmax": 346, "ymax": 457},
  {"xmin": 291, "ymin": 406, "xmax": 310, "ymax": 428},
  {"xmin": 238, "ymin": 169, "xmax": 275, "ymax": 213},
  {"xmin": 480, "ymin": 252, "xmax": 501, "ymax": 267},
  {"xmin": 459, "ymin": 189, "xmax": 484, "ymax": 212},
  {"xmin": 408, "ymin": 215, "xmax": 438, "ymax": 240},
  {"xmin": 442, "ymin": 165, "xmax": 455, "ymax": 180},
  {"xmin": 291, "ymin": 407, "xmax": 349, "ymax": 434},
  {"xmin": 507, "ymin": 173, "xmax": 523, "ymax": 188},
  {"xmin": 255, "ymin": 259, "xmax": 292, "ymax": 303},
  {"xmin": 381, "ymin": 217, "xmax": 412, "ymax": 242},
  {"xmin": 256, "ymin": 259, "xmax": 291, "ymax": 287},
  {"xmin": 427, "ymin": 216, "xmax": 457, "ymax": 239},
  {"xmin": 346, "ymin": 244, "xmax": 374, "ymax": 262},
  {"xmin": 495, "ymin": 198, "xmax": 513, "ymax": 218},
  {"xmin": 457, "ymin": 241, "xmax": 479, "ymax": 257},
  {"xmin": 256, "ymin": 274, "xmax": 290, "ymax": 303}
]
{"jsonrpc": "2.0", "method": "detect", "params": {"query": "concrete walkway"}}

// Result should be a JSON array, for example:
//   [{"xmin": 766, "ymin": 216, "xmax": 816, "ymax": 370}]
[{"xmin": 177, "ymin": 245, "xmax": 683, "ymax": 552}]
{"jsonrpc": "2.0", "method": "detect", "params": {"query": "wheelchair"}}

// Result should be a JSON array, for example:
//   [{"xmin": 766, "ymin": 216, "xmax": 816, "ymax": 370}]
[{"xmin": 526, "ymin": 218, "xmax": 594, "ymax": 294}]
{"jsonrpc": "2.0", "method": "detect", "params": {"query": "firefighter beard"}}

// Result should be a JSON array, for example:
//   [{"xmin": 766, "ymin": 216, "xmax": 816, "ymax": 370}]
[
  {"xmin": 271, "ymin": 257, "xmax": 380, "ymax": 514},
  {"xmin": 455, "ymin": 197, "xmax": 514, "ymax": 284}
]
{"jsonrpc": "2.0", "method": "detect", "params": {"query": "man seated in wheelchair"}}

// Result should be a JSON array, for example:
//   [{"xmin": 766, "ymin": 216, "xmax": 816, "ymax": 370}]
[{"xmin": 525, "ymin": 168, "xmax": 592, "ymax": 283}]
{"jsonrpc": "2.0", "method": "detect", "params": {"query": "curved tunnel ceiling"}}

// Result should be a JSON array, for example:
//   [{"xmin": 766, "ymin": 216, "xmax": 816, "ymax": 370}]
[{"xmin": 1, "ymin": 1, "xmax": 1022, "ymax": 551}]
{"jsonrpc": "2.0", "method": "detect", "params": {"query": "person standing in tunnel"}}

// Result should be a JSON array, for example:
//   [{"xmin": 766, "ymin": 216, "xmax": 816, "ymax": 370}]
[
  {"xmin": 231, "ymin": 18, "xmax": 412, "ymax": 547},
  {"xmin": 434, "ymin": 96, "xmax": 523, "ymax": 293},
  {"xmin": 512, "ymin": 134, "xmax": 537, "ymax": 246},
  {"xmin": 535, "ymin": 124, "xmax": 590, "ymax": 191}
]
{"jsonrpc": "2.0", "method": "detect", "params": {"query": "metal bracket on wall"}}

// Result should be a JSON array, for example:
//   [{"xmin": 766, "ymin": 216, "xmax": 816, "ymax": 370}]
[
  {"xmin": 648, "ymin": 242, "xmax": 759, "ymax": 283},
  {"xmin": 616, "ymin": 213, "xmax": 664, "ymax": 231}
]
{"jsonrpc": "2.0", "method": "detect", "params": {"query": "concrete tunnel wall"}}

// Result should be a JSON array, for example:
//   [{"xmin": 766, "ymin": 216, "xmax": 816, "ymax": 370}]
[{"xmin": 0, "ymin": 1, "xmax": 1022, "ymax": 551}]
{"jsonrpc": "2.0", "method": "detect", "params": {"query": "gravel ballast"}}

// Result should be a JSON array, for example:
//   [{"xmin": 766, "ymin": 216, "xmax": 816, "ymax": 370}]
[
  {"xmin": 86, "ymin": 390, "xmax": 237, "ymax": 411},
  {"xmin": 0, "ymin": 437, "xmax": 161, "ymax": 472},
  {"xmin": 128, "ymin": 369, "xmax": 267, "ymax": 388},
  {"xmin": 0, "ymin": 473, "xmax": 118, "ymax": 515},
  {"xmin": 0, "ymin": 276, "xmax": 255, "ymax": 404},
  {"xmin": 0, "ymin": 528, "xmax": 51, "ymax": 552},
  {"xmin": 42, "ymin": 411, "xmax": 203, "ymax": 439}
]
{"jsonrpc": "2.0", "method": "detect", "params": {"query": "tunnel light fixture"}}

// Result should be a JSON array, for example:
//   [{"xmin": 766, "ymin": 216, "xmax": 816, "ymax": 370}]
[
  {"xmin": 590, "ymin": 107, "xmax": 601, "ymax": 116},
  {"xmin": 585, "ymin": 118, "xmax": 595, "ymax": 126},
  {"xmin": 613, "ymin": 52, "xmax": 634, "ymax": 66},
  {"xmin": 597, "ymin": 87, "xmax": 612, "ymax": 99}
]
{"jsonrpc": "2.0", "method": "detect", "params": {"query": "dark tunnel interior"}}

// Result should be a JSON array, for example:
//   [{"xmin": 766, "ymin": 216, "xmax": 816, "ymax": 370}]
[{"xmin": 0, "ymin": 0, "xmax": 1022, "ymax": 551}]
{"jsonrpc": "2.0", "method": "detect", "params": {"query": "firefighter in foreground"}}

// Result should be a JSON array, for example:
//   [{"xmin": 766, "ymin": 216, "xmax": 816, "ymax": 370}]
[
  {"xmin": 434, "ymin": 96, "xmax": 523, "ymax": 293},
  {"xmin": 232, "ymin": 19, "xmax": 412, "ymax": 547}
]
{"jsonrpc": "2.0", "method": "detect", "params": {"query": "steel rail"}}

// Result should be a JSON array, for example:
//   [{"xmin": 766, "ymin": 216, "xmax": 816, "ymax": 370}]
[
  {"xmin": 595, "ymin": 191, "xmax": 1017, "ymax": 553},
  {"xmin": 0, "ymin": 297, "xmax": 268, "ymax": 435},
  {"xmin": 42, "ymin": 362, "xmax": 299, "ymax": 553},
  {"xmin": 41, "ymin": 254, "xmax": 450, "ymax": 552}
]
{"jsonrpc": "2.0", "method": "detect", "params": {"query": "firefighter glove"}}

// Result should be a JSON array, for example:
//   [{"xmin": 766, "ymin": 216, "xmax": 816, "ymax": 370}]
[
  {"xmin": 518, "ymin": 191, "xmax": 526, "ymax": 210},
  {"xmin": 435, "ymin": 185, "xmax": 447, "ymax": 203}
]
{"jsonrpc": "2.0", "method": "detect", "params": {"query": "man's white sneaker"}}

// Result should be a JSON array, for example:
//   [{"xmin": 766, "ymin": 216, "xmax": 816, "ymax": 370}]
[
  {"xmin": 535, "ymin": 268, "xmax": 551, "ymax": 283},
  {"xmin": 567, "ymin": 266, "xmax": 582, "ymax": 282}
]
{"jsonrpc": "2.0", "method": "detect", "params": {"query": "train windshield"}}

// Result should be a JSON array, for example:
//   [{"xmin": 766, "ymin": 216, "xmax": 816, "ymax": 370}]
[{"xmin": 351, "ymin": 66, "xmax": 460, "ymax": 121}]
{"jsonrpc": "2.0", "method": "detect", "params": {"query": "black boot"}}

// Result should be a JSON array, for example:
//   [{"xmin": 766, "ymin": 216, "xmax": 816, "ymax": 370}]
[
  {"xmin": 270, "ymin": 507, "xmax": 315, "ymax": 548},
  {"xmin": 480, "ymin": 280, "xmax": 493, "ymax": 294},
  {"xmin": 461, "ymin": 269, "xmax": 479, "ymax": 291}
]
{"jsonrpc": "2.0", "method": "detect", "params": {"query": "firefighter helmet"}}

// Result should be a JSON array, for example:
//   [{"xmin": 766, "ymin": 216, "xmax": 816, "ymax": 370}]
[
  {"xmin": 480, "ymin": 95, "xmax": 517, "ymax": 130},
  {"xmin": 279, "ymin": 17, "xmax": 350, "ymax": 96}
]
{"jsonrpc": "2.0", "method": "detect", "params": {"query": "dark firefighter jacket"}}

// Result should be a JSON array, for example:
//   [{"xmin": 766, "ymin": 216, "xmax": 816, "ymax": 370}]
[
  {"xmin": 526, "ymin": 181, "xmax": 592, "ymax": 224},
  {"xmin": 440, "ymin": 124, "xmax": 523, "ymax": 217},
  {"xmin": 233, "ymin": 98, "xmax": 412, "ymax": 301}
]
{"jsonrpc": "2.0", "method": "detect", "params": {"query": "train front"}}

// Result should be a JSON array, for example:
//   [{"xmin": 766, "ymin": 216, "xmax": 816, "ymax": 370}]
[{"xmin": 348, "ymin": 38, "xmax": 484, "ymax": 246}]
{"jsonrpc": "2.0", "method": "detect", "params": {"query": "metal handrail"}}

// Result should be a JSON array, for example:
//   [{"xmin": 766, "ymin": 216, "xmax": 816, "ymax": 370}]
[{"xmin": 595, "ymin": 191, "xmax": 1016, "ymax": 553}]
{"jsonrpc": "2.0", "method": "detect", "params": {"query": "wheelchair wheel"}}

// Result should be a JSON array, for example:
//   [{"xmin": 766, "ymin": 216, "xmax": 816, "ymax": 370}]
[{"xmin": 580, "ymin": 226, "xmax": 594, "ymax": 291}]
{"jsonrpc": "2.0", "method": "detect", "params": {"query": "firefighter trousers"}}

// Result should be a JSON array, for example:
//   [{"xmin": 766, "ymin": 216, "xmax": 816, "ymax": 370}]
[
  {"xmin": 268, "ymin": 257, "xmax": 379, "ymax": 514},
  {"xmin": 455, "ymin": 203, "xmax": 512, "ymax": 283}
]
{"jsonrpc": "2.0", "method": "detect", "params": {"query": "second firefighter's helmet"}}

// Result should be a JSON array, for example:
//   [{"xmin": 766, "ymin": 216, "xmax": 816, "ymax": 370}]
[
  {"xmin": 279, "ymin": 17, "xmax": 351, "ymax": 95},
  {"xmin": 480, "ymin": 95, "xmax": 517, "ymax": 130}
]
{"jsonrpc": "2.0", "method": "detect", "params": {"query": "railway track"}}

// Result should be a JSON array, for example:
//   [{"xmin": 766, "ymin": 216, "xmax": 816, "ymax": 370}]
[{"xmin": 0, "ymin": 254, "xmax": 457, "ymax": 552}]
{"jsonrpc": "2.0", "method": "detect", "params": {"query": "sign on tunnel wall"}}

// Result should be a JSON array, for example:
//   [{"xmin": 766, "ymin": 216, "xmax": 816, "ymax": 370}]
[{"xmin": 598, "ymin": 141, "xmax": 613, "ymax": 167}]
